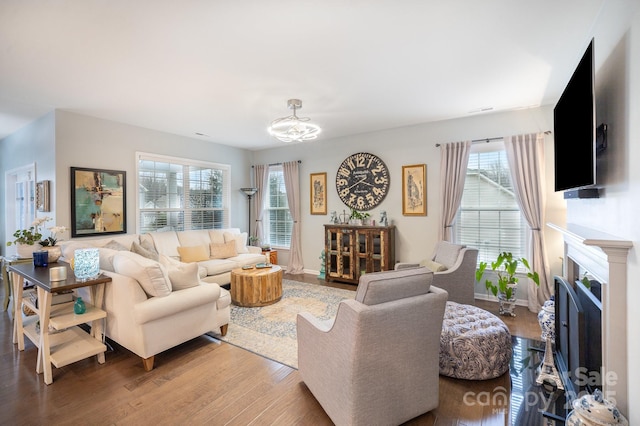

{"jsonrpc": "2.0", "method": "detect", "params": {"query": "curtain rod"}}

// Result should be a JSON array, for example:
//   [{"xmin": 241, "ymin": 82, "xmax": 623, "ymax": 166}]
[
  {"xmin": 435, "ymin": 131, "xmax": 551, "ymax": 147},
  {"xmin": 251, "ymin": 160, "xmax": 302, "ymax": 168}
]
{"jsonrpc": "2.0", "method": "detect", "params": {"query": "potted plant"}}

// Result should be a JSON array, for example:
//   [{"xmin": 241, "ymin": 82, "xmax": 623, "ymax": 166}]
[
  {"xmin": 248, "ymin": 236, "xmax": 260, "ymax": 247},
  {"xmin": 349, "ymin": 208, "xmax": 370, "ymax": 225},
  {"xmin": 475, "ymin": 252, "xmax": 540, "ymax": 317},
  {"xmin": 6, "ymin": 217, "xmax": 49, "ymax": 258}
]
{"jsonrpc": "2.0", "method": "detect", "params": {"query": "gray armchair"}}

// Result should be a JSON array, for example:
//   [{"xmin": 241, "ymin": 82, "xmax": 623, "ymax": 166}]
[
  {"xmin": 395, "ymin": 241, "xmax": 478, "ymax": 305},
  {"xmin": 297, "ymin": 267, "xmax": 448, "ymax": 426}
]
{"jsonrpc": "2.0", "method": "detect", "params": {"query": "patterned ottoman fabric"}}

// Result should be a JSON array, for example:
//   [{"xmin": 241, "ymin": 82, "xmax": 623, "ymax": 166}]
[{"xmin": 439, "ymin": 302, "xmax": 512, "ymax": 380}]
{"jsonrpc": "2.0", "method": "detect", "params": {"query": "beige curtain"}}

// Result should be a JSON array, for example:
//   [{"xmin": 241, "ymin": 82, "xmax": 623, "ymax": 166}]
[
  {"xmin": 252, "ymin": 165, "xmax": 269, "ymax": 244},
  {"xmin": 283, "ymin": 161, "xmax": 304, "ymax": 274},
  {"xmin": 438, "ymin": 141, "xmax": 472, "ymax": 241},
  {"xmin": 504, "ymin": 133, "xmax": 552, "ymax": 312}
]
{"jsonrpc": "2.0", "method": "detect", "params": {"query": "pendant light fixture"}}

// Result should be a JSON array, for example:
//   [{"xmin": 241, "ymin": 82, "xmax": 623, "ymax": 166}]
[{"xmin": 268, "ymin": 99, "xmax": 321, "ymax": 143}]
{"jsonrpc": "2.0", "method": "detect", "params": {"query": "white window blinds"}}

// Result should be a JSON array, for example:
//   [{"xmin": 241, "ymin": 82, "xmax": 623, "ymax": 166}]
[
  {"xmin": 136, "ymin": 153, "xmax": 230, "ymax": 233},
  {"xmin": 453, "ymin": 141, "xmax": 527, "ymax": 265}
]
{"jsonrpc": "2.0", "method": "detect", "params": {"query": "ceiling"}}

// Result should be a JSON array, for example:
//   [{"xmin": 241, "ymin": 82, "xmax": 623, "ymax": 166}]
[{"xmin": 0, "ymin": 1, "xmax": 605, "ymax": 150}]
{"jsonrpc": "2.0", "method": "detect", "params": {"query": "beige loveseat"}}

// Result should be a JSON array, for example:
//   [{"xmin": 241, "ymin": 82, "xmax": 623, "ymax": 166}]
[{"xmin": 59, "ymin": 228, "xmax": 267, "ymax": 370}]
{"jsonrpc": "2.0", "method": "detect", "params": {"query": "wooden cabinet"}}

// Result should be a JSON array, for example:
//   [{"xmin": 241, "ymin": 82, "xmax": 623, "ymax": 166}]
[{"xmin": 324, "ymin": 225, "xmax": 395, "ymax": 284}]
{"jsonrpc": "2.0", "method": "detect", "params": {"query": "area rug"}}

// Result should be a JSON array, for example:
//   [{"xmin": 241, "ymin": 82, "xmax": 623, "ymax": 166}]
[{"xmin": 208, "ymin": 279, "xmax": 355, "ymax": 369}]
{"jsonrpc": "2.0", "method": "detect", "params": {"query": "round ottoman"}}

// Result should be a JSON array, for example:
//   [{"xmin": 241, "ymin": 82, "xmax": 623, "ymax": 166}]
[{"xmin": 439, "ymin": 301, "xmax": 513, "ymax": 380}]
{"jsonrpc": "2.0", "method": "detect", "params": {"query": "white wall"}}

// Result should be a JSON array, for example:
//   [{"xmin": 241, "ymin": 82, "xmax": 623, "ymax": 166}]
[
  {"xmin": 562, "ymin": 1, "xmax": 640, "ymax": 422},
  {"xmin": 253, "ymin": 106, "xmax": 566, "ymax": 302},
  {"xmin": 0, "ymin": 111, "xmax": 254, "ymax": 252},
  {"xmin": 0, "ymin": 111, "xmax": 56, "ymax": 254}
]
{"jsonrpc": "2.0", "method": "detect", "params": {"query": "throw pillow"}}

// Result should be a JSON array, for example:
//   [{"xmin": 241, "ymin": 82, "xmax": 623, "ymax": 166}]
[
  {"xmin": 433, "ymin": 241, "xmax": 464, "ymax": 269},
  {"xmin": 224, "ymin": 232, "xmax": 249, "ymax": 254},
  {"xmin": 177, "ymin": 245, "xmax": 209, "ymax": 263},
  {"xmin": 113, "ymin": 251, "xmax": 172, "ymax": 297},
  {"xmin": 103, "ymin": 240, "xmax": 130, "ymax": 251},
  {"xmin": 159, "ymin": 254, "xmax": 207, "ymax": 279},
  {"xmin": 131, "ymin": 241, "xmax": 159, "ymax": 261},
  {"xmin": 98, "ymin": 247, "xmax": 120, "ymax": 272},
  {"xmin": 164, "ymin": 261, "xmax": 200, "ymax": 291},
  {"xmin": 420, "ymin": 259, "xmax": 448, "ymax": 272},
  {"xmin": 210, "ymin": 241, "xmax": 238, "ymax": 259}
]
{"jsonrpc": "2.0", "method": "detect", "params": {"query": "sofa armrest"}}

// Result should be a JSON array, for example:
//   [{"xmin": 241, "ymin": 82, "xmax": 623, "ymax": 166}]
[
  {"xmin": 394, "ymin": 262, "xmax": 420, "ymax": 270},
  {"xmin": 247, "ymin": 246, "xmax": 262, "ymax": 254},
  {"xmin": 134, "ymin": 283, "xmax": 221, "ymax": 325}
]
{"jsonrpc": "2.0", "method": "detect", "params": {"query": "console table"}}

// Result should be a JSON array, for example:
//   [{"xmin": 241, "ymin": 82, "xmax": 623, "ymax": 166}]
[
  {"xmin": 324, "ymin": 225, "xmax": 395, "ymax": 284},
  {"xmin": 9, "ymin": 262, "xmax": 110, "ymax": 385}
]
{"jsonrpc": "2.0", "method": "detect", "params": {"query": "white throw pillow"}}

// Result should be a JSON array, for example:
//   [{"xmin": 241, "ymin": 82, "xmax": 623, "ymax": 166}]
[
  {"xmin": 224, "ymin": 232, "xmax": 249, "ymax": 254},
  {"xmin": 158, "ymin": 255, "xmax": 201, "ymax": 290},
  {"xmin": 113, "ymin": 251, "xmax": 172, "ymax": 297}
]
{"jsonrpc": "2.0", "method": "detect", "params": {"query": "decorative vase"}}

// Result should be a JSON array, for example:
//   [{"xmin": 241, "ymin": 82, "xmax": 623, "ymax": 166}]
[
  {"xmin": 74, "ymin": 297, "xmax": 86, "ymax": 314},
  {"xmin": 537, "ymin": 297, "xmax": 556, "ymax": 340},
  {"xmin": 73, "ymin": 248, "xmax": 100, "ymax": 281},
  {"xmin": 536, "ymin": 296, "xmax": 564, "ymax": 389},
  {"xmin": 16, "ymin": 243, "xmax": 40, "ymax": 259},
  {"xmin": 42, "ymin": 245, "xmax": 62, "ymax": 263},
  {"xmin": 497, "ymin": 284, "xmax": 517, "ymax": 317}
]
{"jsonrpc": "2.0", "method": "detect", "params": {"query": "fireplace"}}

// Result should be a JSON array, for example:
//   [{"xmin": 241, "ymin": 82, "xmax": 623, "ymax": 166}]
[
  {"xmin": 548, "ymin": 223, "xmax": 631, "ymax": 416},
  {"xmin": 554, "ymin": 275, "xmax": 602, "ymax": 399}
]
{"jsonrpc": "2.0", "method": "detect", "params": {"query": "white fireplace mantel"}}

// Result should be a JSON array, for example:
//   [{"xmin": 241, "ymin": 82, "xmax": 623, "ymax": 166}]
[{"xmin": 547, "ymin": 222, "xmax": 632, "ymax": 416}]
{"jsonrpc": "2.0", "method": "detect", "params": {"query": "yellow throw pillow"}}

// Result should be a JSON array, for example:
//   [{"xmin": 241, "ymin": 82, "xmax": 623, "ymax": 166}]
[
  {"xmin": 177, "ymin": 245, "xmax": 209, "ymax": 263},
  {"xmin": 210, "ymin": 241, "xmax": 238, "ymax": 259}
]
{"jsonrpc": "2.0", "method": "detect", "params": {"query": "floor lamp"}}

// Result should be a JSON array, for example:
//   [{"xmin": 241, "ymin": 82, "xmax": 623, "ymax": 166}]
[{"xmin": 240, "ymin": 187, "xmax": 258, "ymax": 236}]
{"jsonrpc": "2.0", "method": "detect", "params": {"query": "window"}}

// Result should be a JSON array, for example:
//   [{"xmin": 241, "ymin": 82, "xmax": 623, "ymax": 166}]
[
  {"xmin": 136, "ymin": 153, "xmax": 230, "ymax": 233},
  {"xmin": 263, "ymin": 165, "xmax": 293, "ymax": 248},
  {"xmin": 453, "ymin": 141, "xmax": 527, "ymax": 266},
  {"xmin": 4, "ymin": 165, "xmax": 36, "ymax": 253}
]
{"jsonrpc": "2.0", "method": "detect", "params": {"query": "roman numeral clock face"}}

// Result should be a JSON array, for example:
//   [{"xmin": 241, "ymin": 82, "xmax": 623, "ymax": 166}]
[{"xmin": 336, "ymin": 152, "xmax": 390, "ymax": 211}]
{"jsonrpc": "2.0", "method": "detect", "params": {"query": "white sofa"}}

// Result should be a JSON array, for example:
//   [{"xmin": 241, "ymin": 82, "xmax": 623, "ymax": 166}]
[{"xmin": 59, "ymin": 228, "xmax": 267, "ymax": 371}]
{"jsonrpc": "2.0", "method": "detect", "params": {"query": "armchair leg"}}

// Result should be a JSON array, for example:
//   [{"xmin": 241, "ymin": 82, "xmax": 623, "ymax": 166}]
[
  {"xmin": 220, "ymin": 324, "xmax": 228, "ymax": 336},
  {"xmin": 142, "ymin": 356, "xmax": 155, "ymax": 371}
]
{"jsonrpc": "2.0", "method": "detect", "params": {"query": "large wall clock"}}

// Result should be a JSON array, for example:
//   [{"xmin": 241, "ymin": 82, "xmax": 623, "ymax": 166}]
[{"xmin": 336, "ymin": 152, "xmax": 390, "ymax": 211}]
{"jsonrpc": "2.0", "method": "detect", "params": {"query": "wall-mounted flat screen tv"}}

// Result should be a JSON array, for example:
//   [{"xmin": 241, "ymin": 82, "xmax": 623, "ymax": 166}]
[{"xmin": 554, "ymin": 39, "xmax": 595, "ymax": 192}]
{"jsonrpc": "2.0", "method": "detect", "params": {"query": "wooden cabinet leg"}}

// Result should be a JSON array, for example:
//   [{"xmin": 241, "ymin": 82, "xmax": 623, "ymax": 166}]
[
  {"xmin": 220, "ymin": 324, "xmax": 228, "ymax": 336},
  {"xmin": 142, "ymin": 356, "xmax": 155, "ymax": 371}
]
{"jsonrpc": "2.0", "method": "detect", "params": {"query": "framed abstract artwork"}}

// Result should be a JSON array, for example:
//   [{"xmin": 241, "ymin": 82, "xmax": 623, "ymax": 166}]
[
  {"xmin": 71, "ymin": 167, "xmax": 127, "ymax": 237},
  {"xmin": 402, "ymin": 164, "xmax": 427, "ymax": 216},
  {"xmin": 310, "ymin": 172, "xmax": 327, "ymax": 215}
]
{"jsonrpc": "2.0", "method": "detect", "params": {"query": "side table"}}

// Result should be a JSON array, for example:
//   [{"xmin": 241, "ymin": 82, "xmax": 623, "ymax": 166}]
[
  {"xmin": 1, "ymin": 256, "xmax": 32, "ymax": 313},
  {"xmin": 262, "ymin": 249, "xmax": 278, "ymax": 265},
  {"xmin": 9, "ymin": 262, "xmax": 111, "ymax": 385}
]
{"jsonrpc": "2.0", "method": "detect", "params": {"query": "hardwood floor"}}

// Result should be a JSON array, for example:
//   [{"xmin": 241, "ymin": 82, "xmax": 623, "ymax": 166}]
[{"xmin": 0, "ymin": 273, "xmax": 541, "ymax": 425}]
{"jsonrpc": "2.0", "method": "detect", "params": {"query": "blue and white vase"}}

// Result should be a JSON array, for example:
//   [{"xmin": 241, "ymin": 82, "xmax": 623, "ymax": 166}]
[{"xmin": 538, "ymin": 296, "xmax": 555, "ymax": 341}]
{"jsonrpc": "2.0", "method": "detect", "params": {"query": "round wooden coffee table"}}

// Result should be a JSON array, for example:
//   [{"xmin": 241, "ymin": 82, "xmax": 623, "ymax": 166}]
[{"xmin": 230, "ymin": 265, "xmax": 283, "ymax": 307}]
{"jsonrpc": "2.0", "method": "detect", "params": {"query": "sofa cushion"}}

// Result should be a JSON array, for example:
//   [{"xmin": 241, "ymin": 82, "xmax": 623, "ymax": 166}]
[
  {"xmin": 210, "ymin": 241, "xmax": 237, "ymax": 259},
  {"xmin": 355, "ymin": 267, "xmax": 433, "ymax": 305},
  {"xmin": 177, "ymin": 245, "xmax": 209, "ymax": 263},
  {"xmin": 433, "ymin": 241, "xmax": 464, "ymax": 269},
  {"xmin": 113, "ymin": 251, "xmax": 172, "ymax": 297},
  {"xmin": 164, "ymin": 262, "xmax": 200, "ymax": 291},
  {"xmin": 197, "ymin": 258, "xmax": 238, "ymax": 276},
  {"xmin": 208, "ymin": 229, "xmax": 227, "ymax": 245},
  {"xmin": 228, "ymin": 253, "xmax": 268, "ymax": 267},
  {"xmin": 93, "ymin": 234, "xmax": 140, "ymax": 251},
  {"xmin": 176, "ymin": 230, "xmax": 213, "ymax": 254},
  {"xmin": 148, "ymin": 231, "xmax": 181, "ymax": 257},
  {"xmin": 224, "ymin": 232, "xmax": 249, "ymax": 254}
]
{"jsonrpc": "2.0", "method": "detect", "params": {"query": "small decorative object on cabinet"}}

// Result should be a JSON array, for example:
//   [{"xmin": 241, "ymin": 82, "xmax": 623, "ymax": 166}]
[{"xmin": 324, "ymin": 224, "xmax": 395, "ymax": 284}]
